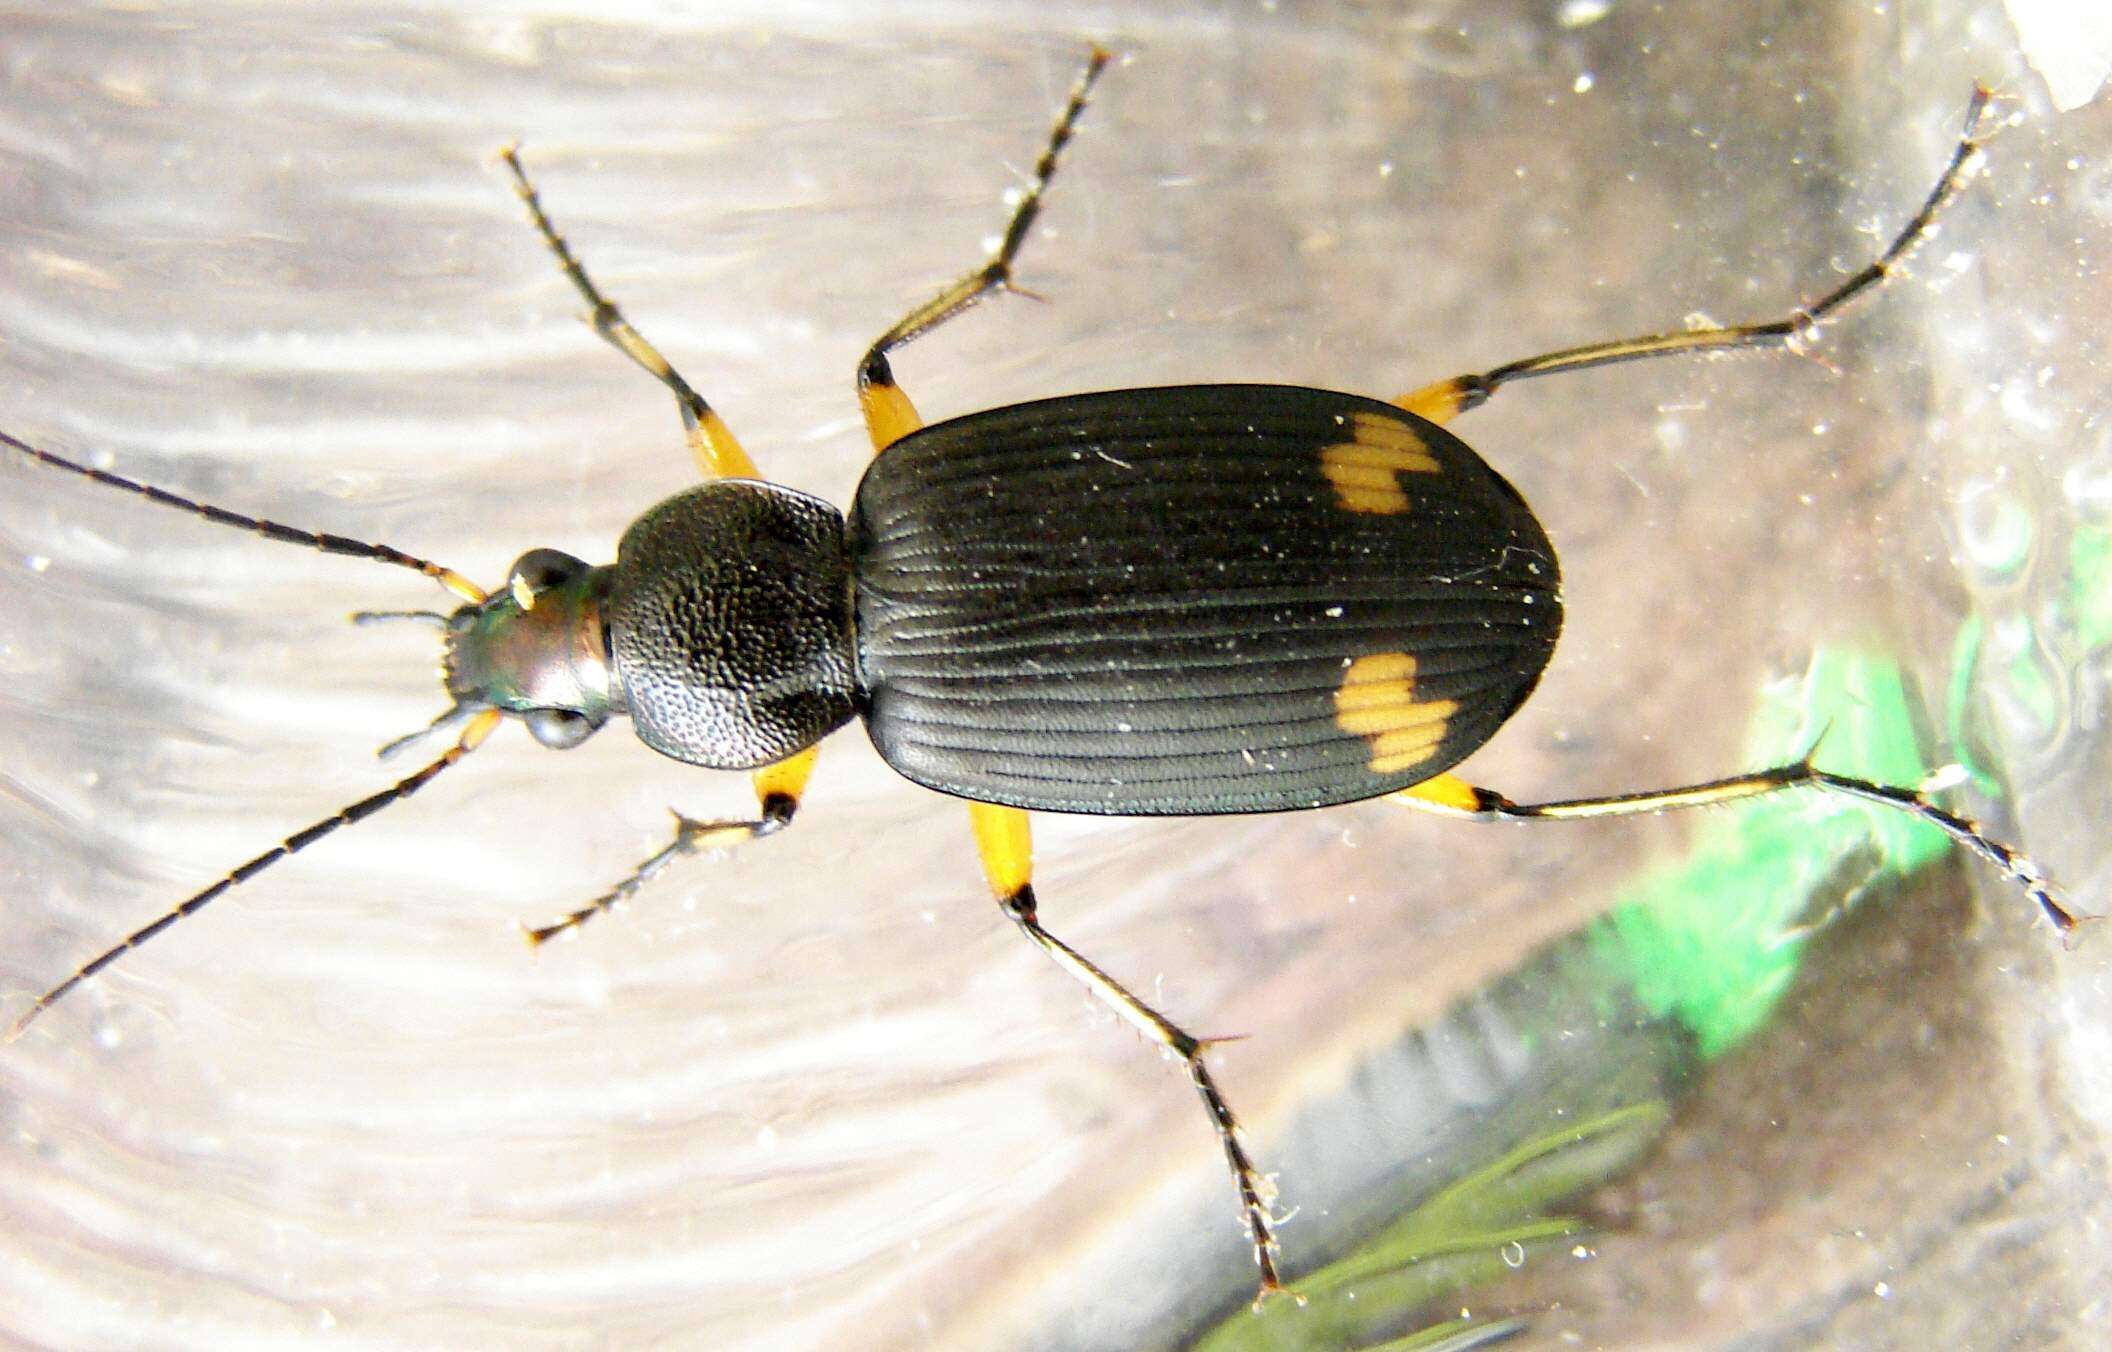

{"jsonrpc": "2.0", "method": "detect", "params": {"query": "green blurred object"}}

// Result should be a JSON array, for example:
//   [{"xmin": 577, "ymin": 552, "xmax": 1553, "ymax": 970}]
[
  {"xmin": 1191, "ymin": 647, "xmax": 1981, "ymax": 1349},
  {"xmin": 1595, "ymin": 647, "xmax": 1951, "ymax": 1059},
  {"xmin": 1195, "ymin": 1105, "xmax": 1666, "ymax": 1352},
  {"xmin": 2068, "ymin": 525, "xmax": 2112, "ymax": 650}
]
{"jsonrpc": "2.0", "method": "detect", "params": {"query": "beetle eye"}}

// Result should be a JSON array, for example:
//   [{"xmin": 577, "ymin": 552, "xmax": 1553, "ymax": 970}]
[
  {"xmin": 524, "ymin": 707, "xmax": 598, "ymax": 749},
  {"xmin": 507, "ymin": 548, "xmax": 586, "ymax": 605}
]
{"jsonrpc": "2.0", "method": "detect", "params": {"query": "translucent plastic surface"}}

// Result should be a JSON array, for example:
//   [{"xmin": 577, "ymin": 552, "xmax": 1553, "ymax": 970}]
[{"xmin": 1, "ymin": 4, "xmax": 2106, "ymax": 1349}]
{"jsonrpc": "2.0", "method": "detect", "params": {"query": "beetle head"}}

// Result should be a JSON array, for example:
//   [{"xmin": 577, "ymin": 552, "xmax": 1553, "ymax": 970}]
[{"xmin": 442, "ymin": 547, "xmax": 620, "ymax": 749}]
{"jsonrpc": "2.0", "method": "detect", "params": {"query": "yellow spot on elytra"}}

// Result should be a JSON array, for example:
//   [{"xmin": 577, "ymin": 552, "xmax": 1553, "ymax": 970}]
[
  {"xmin": 1321, "ymin": 412, "xmax": 1439, "ymax": 513},
  {"xmin": 1335, "ymin": 652, "xmax": 1458, "ymax": 774}
]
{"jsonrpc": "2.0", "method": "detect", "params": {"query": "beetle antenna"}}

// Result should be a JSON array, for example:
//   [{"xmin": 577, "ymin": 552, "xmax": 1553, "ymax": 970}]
[
  {"xmin": 1, "ymin": 429, "xmax": 488, "ymax": 604},
  {"xmin": 6, "ymin": 708, "xmax": 502, "ymax": 1042}
]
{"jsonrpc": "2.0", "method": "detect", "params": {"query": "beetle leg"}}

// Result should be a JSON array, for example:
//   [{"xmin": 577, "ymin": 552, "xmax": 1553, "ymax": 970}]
[
  {"xmin": 521, "ymin": 780, "xmax": 804, "ymax": 946},
  {"xmin": 1396, "ymin": 84, "xmax": 1993, "ymax": 426},
  {"xmin": 857, "ymin": 46, "xmax": 1110, "ymax": 454},
  {"xmin": 967, "ymin": 802, "xmax": 1291, "ymax": 1305},
  {"xmin": 499, "ymin": 145, "xmax": 760, "ymax": 481},
  {"xmin": 1389, "ymin": 763, "xmax": 2082, "ymax": 936}
]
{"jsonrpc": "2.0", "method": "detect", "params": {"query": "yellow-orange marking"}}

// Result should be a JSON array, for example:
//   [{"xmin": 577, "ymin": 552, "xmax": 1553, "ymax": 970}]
[
  {"xmin": 1334, "ymin": 651, "xmax": 1458, "ymax": 774},
  {"xmin": 860, "ymin": 378, "xmax": 925, "ymax": 456},
  {"xmin": 1321, "ymin": 412, "xmax": 1440, "ymax": 513},
  {"xmin": 691, "ymin": 407, "xmax": 761, "ymax": 480},
  {"xmin": 969, "ymin": 801, "xmax": 1035, "ymax": 899},
  {"xmin": 1393, "ymin": 379, "xmax": 1473, "ymax": 425},
  {"xmin": 752, "ymin": 744, "xmax": 819, "ymax": 807},
  {"xmin": 1387, "ymin": 772, "xmax": 1484, "ymax": 815}
]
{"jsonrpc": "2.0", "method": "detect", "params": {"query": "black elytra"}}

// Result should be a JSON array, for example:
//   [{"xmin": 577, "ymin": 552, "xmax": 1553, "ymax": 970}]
[{"xmin": 851, "ymin": 385, "xmax": 1559, "ymax": 812}]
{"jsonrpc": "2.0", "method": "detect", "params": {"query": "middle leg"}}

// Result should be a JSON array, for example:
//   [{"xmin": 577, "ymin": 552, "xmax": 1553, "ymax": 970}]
[{"xmin": 856, "ymin": 46, "xmax": 1110, "ymax": 454}]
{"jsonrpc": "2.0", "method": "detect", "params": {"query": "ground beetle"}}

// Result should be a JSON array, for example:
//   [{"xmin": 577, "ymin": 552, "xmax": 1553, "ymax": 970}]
[{"xmin": 4, "ymin": 49, "xmax": 2083, "ymax": 1303}]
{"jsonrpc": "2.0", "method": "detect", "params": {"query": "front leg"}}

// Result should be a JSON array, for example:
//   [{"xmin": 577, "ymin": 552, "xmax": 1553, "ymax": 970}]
[
  {"xmin": 500, "ymin": 145, "xmax": 762, "ymax": 482},
  {"xmin": 522, "ymin": 750, "xmax": 818, "ymax": 945}
]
